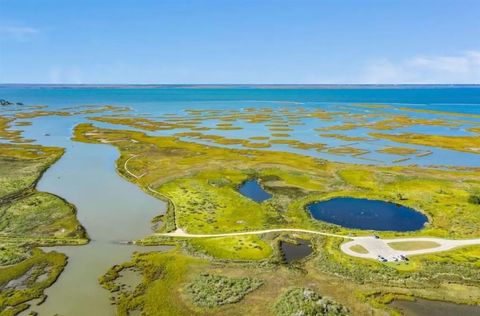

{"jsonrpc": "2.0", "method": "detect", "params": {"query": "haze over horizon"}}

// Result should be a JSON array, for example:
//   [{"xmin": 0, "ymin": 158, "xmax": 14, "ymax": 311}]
[{"xmin": 1, "ymin": 0, "xmax": 479, "ymax": 84}]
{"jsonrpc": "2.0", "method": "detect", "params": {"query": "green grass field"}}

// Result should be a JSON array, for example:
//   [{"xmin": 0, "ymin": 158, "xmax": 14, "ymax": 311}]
[{"xmin": 388, "ymin": 241, "xmax": 441, "ymax": 251}]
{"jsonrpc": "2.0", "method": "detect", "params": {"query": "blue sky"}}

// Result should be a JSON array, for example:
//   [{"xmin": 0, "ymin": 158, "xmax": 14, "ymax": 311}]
[{"xmin": 0, "ymin": 0, "xmax": 479, "ymax": 84}]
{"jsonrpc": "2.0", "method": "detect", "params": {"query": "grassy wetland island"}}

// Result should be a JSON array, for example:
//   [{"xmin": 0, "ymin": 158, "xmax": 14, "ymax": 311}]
[{"xmin": 1, "ymin": 88, "xmax": 480, "ymax": 316}]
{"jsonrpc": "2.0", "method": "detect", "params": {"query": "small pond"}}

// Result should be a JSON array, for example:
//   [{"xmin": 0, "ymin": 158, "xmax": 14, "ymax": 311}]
[
  {"xmin": 238, "ymin": 179, "xmax": 272, "ymax": 202},
  {"xmin": 307, "ymin": 197, "xmax": 427, "ymax": 231},
  {"xmin": 391, "ymin": 298, "xmax": 480, "ymax": 316},
  {"xmin": 280, "ymin": 239, "xmax": 312, "ymax": 263}
]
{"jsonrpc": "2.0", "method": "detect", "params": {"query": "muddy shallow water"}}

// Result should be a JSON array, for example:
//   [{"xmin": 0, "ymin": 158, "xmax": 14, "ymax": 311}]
[
  {"xmin": 18, "ymin": 118, "xmax": 168, "ymax": 315},
  {"xmin": 1, "ymin": 89, "xmax": 476, "ymax": 314},
  {"xmin": 391, "ymin": 298, "xmax": 480, "ymax": 316},
  {"xmin": 280, "ymin": 239, "xmax": 312, "ymax": 263}
]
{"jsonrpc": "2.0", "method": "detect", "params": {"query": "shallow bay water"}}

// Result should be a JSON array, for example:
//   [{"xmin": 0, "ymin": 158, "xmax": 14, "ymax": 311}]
[
  {"xmin": 1, "ymin": 87, "xmax": 480, "ymax": 314},
  {"xmin": 2, "ymin": 87, "xmax": 480, "ymax": 167}
]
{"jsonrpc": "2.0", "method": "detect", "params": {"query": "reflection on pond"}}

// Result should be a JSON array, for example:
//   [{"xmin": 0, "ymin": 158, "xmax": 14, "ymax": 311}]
[
  {"xmin": 307, "ymin": 197, "xmax": 428, "ymax": 231},
  {"xmin": 238, "ymin": 179, "xmax": 272, "ymax": 202},
  {"xmin": 280, "ymin": 239, "xmax": 313, "ymax": 263},
  {"xmin": 391, "ymin": 298, "xmax": 480, "ymax": 316}
]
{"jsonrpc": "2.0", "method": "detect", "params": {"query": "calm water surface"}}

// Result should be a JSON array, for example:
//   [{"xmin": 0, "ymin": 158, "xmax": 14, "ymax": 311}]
[
  {"xmin": 238, "ymin": 180, "xmax": 272, "ymax": 202},
  {"xmin": 1, "ymin": 87, "xmax": 479, "ymax": 313},
  {"xmin": 2, "ymin": 86, "xmax": 480, "ymax": 167},
  {"xmin": 391, "ymin": 299, "xmax": 480, "ymax": 316},
  {"xmin": 280, "ymin": 239, "xmax": 312, "ymax": 263},
  {"xmin": 308, "ymin": 197, "xmax": 428, "ymax": 231},
  {"xmin": 18, "ymin": 118, "xmax": 167, "ymax": 316}
]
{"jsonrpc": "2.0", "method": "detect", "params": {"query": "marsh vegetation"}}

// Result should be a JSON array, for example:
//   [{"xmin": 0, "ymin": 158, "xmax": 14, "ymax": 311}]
[
  {"xmin": 186, "ymin": 274, "xmax": 263, "ymax": 307},
  {"xmin": 0, "ymin": 142, "xmax": 86, "ymax": 314},
  {"xmin": 71, "ymin": 120, "xmax": 480, "ymax": 314},
  {"xmin": 1, "ymin": 100, "xmax": 480, "ymax": 315},
  {"xmin": 274, "ymin": 288, "xmax": 350, "ymax": 316}
]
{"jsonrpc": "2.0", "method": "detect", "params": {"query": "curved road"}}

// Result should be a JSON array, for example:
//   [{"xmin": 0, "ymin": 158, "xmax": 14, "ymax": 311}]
[
  {"xmin": 341, "ymin": 236, "xmax": 480, "ymax": 261},
  {"xmin": 123, "ymin": 157, "xmax": 480, "ymax": 262},
  {"xmin": 158, "ymin": 228, "xmax": 480, "ymax": 261},
  {"xmin": 159, "ymin": 227, "xmax": 347, "ymax": 239}
]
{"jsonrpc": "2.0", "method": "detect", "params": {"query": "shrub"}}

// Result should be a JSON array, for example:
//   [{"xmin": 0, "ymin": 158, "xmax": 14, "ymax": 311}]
[
  {"xmin": 186, "ymin": 273, "xmax": 263, "ymax": 307},
  {"xmin": 468, "ymin": 194, "xmax": 480, "ymax": 205},
  {"xmin": 274, "ymin": 288, "xmax": 350, "ymax": 316}
]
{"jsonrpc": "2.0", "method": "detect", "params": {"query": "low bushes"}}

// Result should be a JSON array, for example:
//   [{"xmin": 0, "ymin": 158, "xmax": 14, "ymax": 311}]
[
  {"xmin": 186, "ymin": 273, "xmax": 263, "ymax": 307},
  {"xmin": 274, "ymin": 288, "xmax": 350, "ymax": 316},
  {"xmin": 468, "ymin": 193, "xmax": 480, "ymax": 205}
]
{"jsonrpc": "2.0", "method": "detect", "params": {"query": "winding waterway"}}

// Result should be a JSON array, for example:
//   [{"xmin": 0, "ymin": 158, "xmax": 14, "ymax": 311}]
[
  {"xmin": 2, "ymin": 87, "xmax": 479, "ymax": 315},
  {"xmin": 19, "ymin": 117, "xmax": 167, "ymax": 315}
]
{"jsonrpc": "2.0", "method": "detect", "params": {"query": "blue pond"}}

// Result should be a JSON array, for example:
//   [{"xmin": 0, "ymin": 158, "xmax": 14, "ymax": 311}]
[
  {"xmin": 307, "ymin": 197, "xmax": 428, "ymax": 231},
  {"xmin": 238, "ymin": 180, "xmax": 272, "ymax": 202}
]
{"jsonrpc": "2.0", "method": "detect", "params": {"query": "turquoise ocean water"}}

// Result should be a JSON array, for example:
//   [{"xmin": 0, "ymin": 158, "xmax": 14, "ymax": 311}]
[
  {"xmin": 1, "ymin": 86, "xmax": 479, "ymax": 167},
  {"xmin": 1, "ymin": 86, "xmax": 480, "ymax": 113},
  {"xmin": 1, "ymin": 87, "xmax": 480, "ymax": 315}
]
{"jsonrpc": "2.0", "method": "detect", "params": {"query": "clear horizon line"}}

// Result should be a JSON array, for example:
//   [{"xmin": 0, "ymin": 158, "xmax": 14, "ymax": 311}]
[{"xmin": 1, "ymin": 83, "xmax": 480, "ymax": 87}]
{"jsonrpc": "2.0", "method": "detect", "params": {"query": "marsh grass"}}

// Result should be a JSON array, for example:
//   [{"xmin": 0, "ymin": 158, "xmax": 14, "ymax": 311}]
[
  {"xmin": 0, "ymin": 192, "xmax": 85, "ymax": 239},
  {"xmin": 0, "ymin": 142, "xmax": 86, "ymax": 314},
  {"xmin": 187, "ymin": 236, "xmax": 273, "ymax": 261},
  {"xmin": 377, "ymin": 146, "xmax": 419, "ymax": 156},
  {"xmin": 349, "ymin": 245, "xmax": 369, "ymax": 254},
  {"xmin": 73, "ymin": 122, "xmax": 480, "ymax": 313},
  {"xmin": 388, "ymin": 241, "xmax": 440, "ymax": 251},
  {"xmin": 370, "ymin": 132, "xmax": 480, "ymax": 154},
  {"xmin": 0, "ymin": 249, "xmax": 67, "ymax": 315},
  {"xmin": 75, "ymin": 123, "xmax": 480, "ymax": 240},
  {"xmin": 186, "ymin": 274, "xmax": 263, "ymax": 307},
  {"xmin": 273, "ymin": 288, "xmax": 350, "ymax": 316}
]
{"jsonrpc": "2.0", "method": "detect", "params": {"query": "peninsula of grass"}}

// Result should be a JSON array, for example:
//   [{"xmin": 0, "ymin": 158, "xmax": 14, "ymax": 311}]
[
  {"xmin": 0, "ymin": 116, "xmax": 24, "ymax": 142},
  {"xmin": 320, "ymin": 133, "xmax": 370, "ymax": 142},
  {"xmin": 377, "ymin": 146, "xmax": 419, "ymax": 156},
  {"xmin": 370, "ymin": 132, "xmax": 480, "ymax": 154},
  {"xmin": 0, "ymin": 142, "xmax": 86, "ymax": 314},
  {"xmin": 326, "ymin": 146, "xmax": 369, "ymax": 156},
  {"xmin": 14, "ymin": 105, "xmax": 129, "ymax": 120},
  {"xmin": 366, "ymin": 115, "xmax": 455, "ymax": 130},
  {"xmin": 0, "ymin": 249, "xmax": 67, "ymax": 316}
]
